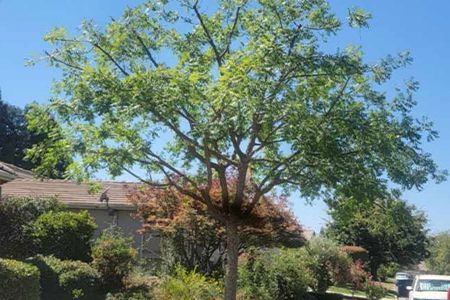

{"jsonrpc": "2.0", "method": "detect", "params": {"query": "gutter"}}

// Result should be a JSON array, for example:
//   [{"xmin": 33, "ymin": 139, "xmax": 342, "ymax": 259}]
[{"xmin": 65, "ymin": 202, "xmax": 137, "ymax": 211}]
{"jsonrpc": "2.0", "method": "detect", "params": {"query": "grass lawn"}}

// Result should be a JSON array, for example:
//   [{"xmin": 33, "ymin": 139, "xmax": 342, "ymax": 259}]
[
  {"xmin": 328, "ymin": 284, "xmax": 397, "ymax": 300},
  {"xmin": 328, "ymin": 286, "xmax": 366, "ymax": 297}
]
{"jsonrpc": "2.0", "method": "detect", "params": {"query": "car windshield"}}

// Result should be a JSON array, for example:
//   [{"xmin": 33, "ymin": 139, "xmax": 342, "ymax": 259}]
[
  {"xmin": 417, "ymin": 279, "xmax": 450, "ymax": 292},
  {"xmin": 396, "ymin": 273, "xmax": 411, "ymax": 280}
]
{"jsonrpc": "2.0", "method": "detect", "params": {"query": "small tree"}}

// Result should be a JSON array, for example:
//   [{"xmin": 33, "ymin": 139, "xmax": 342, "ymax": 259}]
[
  {"xmin": 130, "ymin": 180, "xmax": 304, "ymax": 275},
  {"xmin": 28, "ymin": 0, "xmax": 445, "ymax": 298},
  {"xmin": 91, "ymin": 227, "xmax": 137, "ymax": 293},
  {"xmin": 32, "ymin": 210, "xmax": 97, "ymax": 261}
]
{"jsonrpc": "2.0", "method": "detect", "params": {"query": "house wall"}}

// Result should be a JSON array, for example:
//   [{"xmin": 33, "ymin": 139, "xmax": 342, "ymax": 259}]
[{"xmin": 69, "ymin": 207, "xmax": 160, "ymax": 258}]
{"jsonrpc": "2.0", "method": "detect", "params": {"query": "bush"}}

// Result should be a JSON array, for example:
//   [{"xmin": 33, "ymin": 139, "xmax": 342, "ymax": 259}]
[
  {"xmin": 156, "ymin": 266, "xmax": 222, "ymax": 300},
  {"xmin": 28, "ymin": 255, "xmax": 101, "ymax": 300},
  {"xmin": 349, "ymin": 260, "xmax": 370, "ymax": 290},
  {"xmin": 0, "ymin": 196, "xmax": 65, "ymax": 258},
  {"xmin": 32, "ymin": 210, "xmax": 97, "ymax": 261},
  {"xmin": 105, "ymin": 273, "xmax": 158, "ymax": 300},
  {"xmin": 239, "ymin": 248, "xmax": 311, "ymax": 300},
  {"xmin": 91, "ymin": 227, "xmax": 137, "ymax": 293},
  {"xmin": 365, "ymin": 280, "xmax": 388, "ymax": 300},
  {"xmin": 0, "ymin": 258, "xmax": 40, "ymax": 300},
  {"xmin": 304, "ymin": 237, "xmax": 351, "ymax": 293}
]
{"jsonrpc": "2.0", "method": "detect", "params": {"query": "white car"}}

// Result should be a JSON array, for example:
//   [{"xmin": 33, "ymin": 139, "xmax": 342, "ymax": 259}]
[{"xmin": 408, "ymin": 274, "xmax": 450, "ymax": 300}]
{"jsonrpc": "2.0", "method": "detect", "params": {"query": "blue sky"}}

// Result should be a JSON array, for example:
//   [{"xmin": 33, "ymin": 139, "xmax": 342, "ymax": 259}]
[{"xmin": 1, "ymin": 0, "xmax": 449, "ymax": 233}]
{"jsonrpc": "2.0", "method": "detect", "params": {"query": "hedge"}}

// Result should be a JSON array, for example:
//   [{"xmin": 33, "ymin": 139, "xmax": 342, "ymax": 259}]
[
  {"xmin": 32, "ymin": 210, "xmax": 97, "ymax": 262},
  {"xmin": 28, "ymin": 255, "xmax": 102, "ymax": 300},
  {"xmin": 0, "ymin": 258, "xmax": 40, "ymax": 300},
  {"xmin": 0, "ymin": 196, "xmax": 65, "ymax": 258}
]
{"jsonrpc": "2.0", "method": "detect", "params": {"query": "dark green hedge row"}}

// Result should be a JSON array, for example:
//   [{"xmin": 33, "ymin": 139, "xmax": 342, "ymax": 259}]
[
  {"xmin": 28, "ymin": 255, "xmax": 103, "ymax": 300},
  {"xmin": 0, "ymin": 258, "xmax": 40, "ymax": 300}
]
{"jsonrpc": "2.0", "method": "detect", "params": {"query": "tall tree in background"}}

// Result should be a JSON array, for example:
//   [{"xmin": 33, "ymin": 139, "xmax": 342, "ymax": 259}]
[
  {"xmin": 426, "ymin": 232, "xmax": 450, "ymax": 275},
  {"xmin": 0, "ymin": 92, "xmax": 34, "ymax": 169},
  {"xmin": 325, "ymin": 197, "xmax": 429, "ymax": 278},
  {"xmin": 0, "ymin": 91, "xmax": 71, "ymax": 178},
  {"xmin": 27, "ymin": 1, "xmax": 445, "ymax": 298}
]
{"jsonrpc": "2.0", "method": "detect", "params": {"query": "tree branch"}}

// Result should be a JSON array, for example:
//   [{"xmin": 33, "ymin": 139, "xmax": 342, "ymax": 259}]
[
  {"xmin": 193, "ymin": 1, "xmax": 223, "ymax": 67},
  {"xmin": 92, "ymin": 42, "xmax": 130, "ymax": 76}
]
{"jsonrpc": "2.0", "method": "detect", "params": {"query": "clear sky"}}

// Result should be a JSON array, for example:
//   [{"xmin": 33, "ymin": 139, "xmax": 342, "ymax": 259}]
[{"xmin": 1, "ymin": 0, "xmax": 449, "ymax": 233}]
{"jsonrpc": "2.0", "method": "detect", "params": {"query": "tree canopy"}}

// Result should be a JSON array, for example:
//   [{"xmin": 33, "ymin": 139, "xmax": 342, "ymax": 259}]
[
  {"xmin": 426, "ymin": 232, "xmax": 450, "ymax": 275},
  {"xmin": 325, "ymin": 197, "xmax": 429, "ymax": 277},
  {"xmin": 0, "ymin": 93, "xmax": 71, "ymax": 178},
  {"xmin": 28, "ymin": 0, "xmax": 445, "ymax": 298},
  {"xmin": 0, "ymin": 95, "xmax": 35, "ymax": 170}
]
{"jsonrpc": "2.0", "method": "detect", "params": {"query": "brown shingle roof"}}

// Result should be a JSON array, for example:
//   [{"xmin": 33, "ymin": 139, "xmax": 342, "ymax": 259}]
[{"xmin": 1, "ymin": 178, "xmax": 138, "ymax": 210}]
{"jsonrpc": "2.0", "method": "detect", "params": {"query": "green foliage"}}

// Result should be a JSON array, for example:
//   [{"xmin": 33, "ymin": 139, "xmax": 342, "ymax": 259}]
[
  {"xmin": 28, "ymin": 0, "xmax": 446, "ymax": 297},
  {"xmin": 106, "ymin": 291, "xmax": 153, "ymax": 300},
  {"xmin": 303, "ymin": 237, "xmax": 352, "ymax": 293},
  {"xmin": 156, "ymin": 266, "xmax": 222, "ymax": 300},
  {"xmin": 29, "ymin": 0, "xmax": 445, "ymax": 217},
  {"xmin": 106, "ymin": 273, "xmax": 158, "ymax": 300},
  {"xmin": 0, "ymin": 196, "xmax": 65, "ymax": 258},
  {"xmin": 91, "ymin": 227, "xmax": 137, "ymax": 293},
  {"xmin": 364, "ymin": 281, "xmax": 388, "ymax": 300},
  {"xmin": 239, "ymin": 248, "xmax": 311, "ymax": 300},
  {"xmin": 0, "ymin": 258, "xmax": 40, "ymax": 300},
  {"xmin": 29, "ymin": 255, "xmax": 101, "ymax": 300},
  {"xmin": 32, "ymin": 210, "xmax": 97, "ymax": 261},
  {"xmin": 0, "ymin": 95, "xmax": 71, "ymax": 177},
  {"xmin": 426, "ymin": 231, "xmax": 450, "ymax": 274},
  {"xmin": 377, "ymin": 263, "xmax": 398, "ymax": 282},
  {"xmin": 326, "ymin": 197, "xmax": 429, "ymax": 278}
]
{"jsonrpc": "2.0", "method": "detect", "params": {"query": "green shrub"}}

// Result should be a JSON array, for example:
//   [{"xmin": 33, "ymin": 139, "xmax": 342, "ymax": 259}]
[
  {"xmin": 364, "ymin": 280, "xmax": 388, "ymax": 300},
  {"xmin": 0, "ymin": 258, "xmax": 40, "ymax": 300},
  {"xmin": 32, "ymin": 210, "xmax": 97, "ymax": 261},
  {"xmin": 156, "ymin": 266, "xmax": 222, "ymax": 300},
  {"xmin": 28, "ymin": 255, "xmax": 101, "ymax": 300},
  {"xmin": 239, "ymin": 248, "xmax": 311, "ymax": 300},
  {"xmin": 92, "ymin": 227, "xmax": 137, "ymax": 293},
  {"xmin": 303, "ymin": 237, "xmax": 351, "ymax": 293},
  {"xmin": 105, "ymin": 273, "xmax": 158, "ymax": 300},
  {"xmin": 0, "ymin": 196, "xmax": 65, "ymax": 258}
]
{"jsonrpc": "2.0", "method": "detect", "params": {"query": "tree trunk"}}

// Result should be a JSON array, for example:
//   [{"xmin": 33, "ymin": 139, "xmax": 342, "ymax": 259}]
[
  {"xmin": 369, "ymin": 260, "xmax": 379, "ymax": 281},
  {"xmin": 224, "ymin": 221, "xmax": 239, "ymax": 300}
]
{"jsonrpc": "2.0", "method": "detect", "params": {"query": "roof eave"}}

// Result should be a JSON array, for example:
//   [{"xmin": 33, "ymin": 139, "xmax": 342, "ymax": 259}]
[{"xmin": 65, "ymin": 202, "xmax": 137, "ymax": 211}]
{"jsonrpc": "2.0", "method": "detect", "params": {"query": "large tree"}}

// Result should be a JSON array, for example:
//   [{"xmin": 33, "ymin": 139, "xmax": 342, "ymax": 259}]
[
  {"xmin": 28, "ymin": 1, "xmax": 445, "ymax": 298},
  {"xmin": 0, "ymin": 92, "xmax": 70, "ymax": 178},
  {"xmin": 325, "ymin": 197, "xmax": 429, "ymax": 278},
  {"xmin": 0, "ymin": 94, "xmax": 34, "ymax": 169},
  {"xmin": 426, "ymin": 232, "xmax": 450, "ymax": 275}
]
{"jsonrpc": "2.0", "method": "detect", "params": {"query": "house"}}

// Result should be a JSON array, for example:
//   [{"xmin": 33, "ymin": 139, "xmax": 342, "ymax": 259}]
[
  {"xmin": 0, "ymin": 161, "xmax": 33, "ymax": 184},
  {"xmin": 0, "ymin": 161, "xmax": 160, "ymax": 258},
  {"xmin": 1, "ymin": 160, "xmax": 312, "ymax": 259}
]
